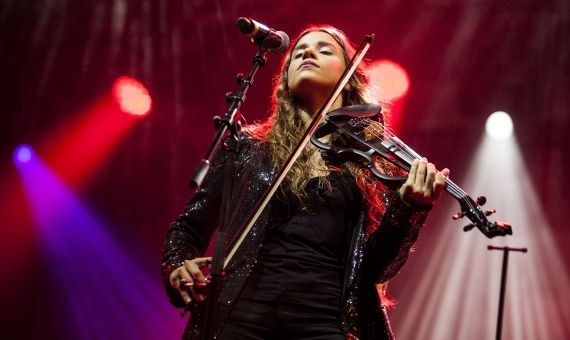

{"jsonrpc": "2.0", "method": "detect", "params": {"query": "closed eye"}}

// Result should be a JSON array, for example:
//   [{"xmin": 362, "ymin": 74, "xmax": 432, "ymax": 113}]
[{"xmin": 293, "ymin": 50, "xmax": 333, "ymax": 58}]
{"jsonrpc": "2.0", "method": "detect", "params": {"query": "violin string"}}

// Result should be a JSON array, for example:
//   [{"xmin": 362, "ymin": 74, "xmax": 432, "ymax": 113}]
[
  {"xmin": 370, "ymin": 119, "xmax": 470, "ymax": 203},
  {"xmin": 337, "ymin": 118, "xmax": 479, "ymax": 218},
  {"xmin": 351, "ymin": 128, "xmax": 412, "ymax": 171},
  {"xmin": 355, "ymin": 117, "xmax": 468, "ymax": 199},
  {"xmin": 379, "ymin": 134, "xmax": 467, "ymax": 198},
  {"xmin": 340, "ymin": 116, "xmax": 483, "ymax": 224}
]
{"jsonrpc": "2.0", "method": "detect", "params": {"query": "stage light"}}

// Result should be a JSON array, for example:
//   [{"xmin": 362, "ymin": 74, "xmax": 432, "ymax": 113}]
[
  {"xmin": 390, "ymin": 136, "xmax": 569, "ymax": 339},
  {"xmin": 486, "ymin": 111, "xmax": 513, "ymax": 140},
  {"xmin": 366, "ymin": 59, "xmax": 410, "ymax": 134},
  {"xmin": 112, "ymin": 76, "xmax": 152, "ymax": 116},
  {"xmin": 15, "ymin": 155, "xmax": 183, "ymax": 339},
  {"xmin": 368, "ymin": 60, "xmax": 410, "ymax": 101},
  {"xmin": 13, "ymin": 144, "xmax": 33, "ymax": 164}
]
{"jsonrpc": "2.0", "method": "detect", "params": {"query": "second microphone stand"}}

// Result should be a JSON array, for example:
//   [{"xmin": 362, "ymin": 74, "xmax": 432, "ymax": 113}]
[{"xmin": 487, "ymin": 245, "xmax": 528, "ymax": 340}]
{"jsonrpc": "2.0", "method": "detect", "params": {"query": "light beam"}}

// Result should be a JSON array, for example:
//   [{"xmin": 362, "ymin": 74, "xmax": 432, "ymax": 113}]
[
  {"xmin": 15, "ymin": 151, "xmax": 185, "ymax": 339},
  {"xmin": 390, "ymin": 135, "xmax": 570, "ymax": 339}
]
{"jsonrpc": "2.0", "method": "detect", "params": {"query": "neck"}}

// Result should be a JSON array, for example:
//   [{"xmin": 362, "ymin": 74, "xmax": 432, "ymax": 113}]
[{"xmin": 299, "ymin": 94, "xmax": 344, "ymax": 125}]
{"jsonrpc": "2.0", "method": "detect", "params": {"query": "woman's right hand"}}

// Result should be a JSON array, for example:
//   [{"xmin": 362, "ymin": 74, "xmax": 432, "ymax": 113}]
[{"xmin": 168, "ymin": 257, "xmax": 212, "ymax": 304}]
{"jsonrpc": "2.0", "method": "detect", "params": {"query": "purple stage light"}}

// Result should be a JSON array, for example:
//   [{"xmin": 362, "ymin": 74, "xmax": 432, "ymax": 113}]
[
  {"xmin": 13, "ymin": 144, "xmax": 33, "ymax": 164},
  {"xmin": 16, "ymin": 155, "xmax": 184, "ymax": 340}
]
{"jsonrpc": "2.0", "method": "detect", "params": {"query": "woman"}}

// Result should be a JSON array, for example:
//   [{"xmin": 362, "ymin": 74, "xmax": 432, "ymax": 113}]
[{"xmin": 162, "ymin": 25, "xmax": 449, "ymax": 339}]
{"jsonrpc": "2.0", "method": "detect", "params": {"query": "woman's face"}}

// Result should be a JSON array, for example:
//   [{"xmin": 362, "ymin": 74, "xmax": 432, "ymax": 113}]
[{"xmin": 287, "ymin": 31, "xmax": 347, "ymax": 103}]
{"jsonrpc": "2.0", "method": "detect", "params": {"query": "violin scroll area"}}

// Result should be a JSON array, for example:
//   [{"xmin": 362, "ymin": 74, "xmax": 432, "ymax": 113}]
[{"xmin": 462, "ymin": 219, "xmax": 513, "ymax": 238}]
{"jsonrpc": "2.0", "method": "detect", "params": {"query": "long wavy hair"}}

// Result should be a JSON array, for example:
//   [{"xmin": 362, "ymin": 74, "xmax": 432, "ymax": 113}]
[
  {"xmin": 247, "ymin": 24, "xmax": 402, "ymax": 308},
  {"xmin": 248, "ymin": 24, "xmax": 401, "ymax": 228}
]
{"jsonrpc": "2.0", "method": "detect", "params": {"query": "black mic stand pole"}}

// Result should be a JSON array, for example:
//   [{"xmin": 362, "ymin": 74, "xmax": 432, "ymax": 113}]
[
  {"xmin": 487, "ymin": 245, "xmax": 527, "ymax": 340},
  {"xmin": 188, "ymin": 47, "xmax": 268, "ymax": 340}
]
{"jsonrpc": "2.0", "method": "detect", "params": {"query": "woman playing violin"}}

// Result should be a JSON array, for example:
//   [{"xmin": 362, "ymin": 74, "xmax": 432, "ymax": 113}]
[{"xmin": 162, "ymin": 25, "xmax": 450, "ymax": 340}]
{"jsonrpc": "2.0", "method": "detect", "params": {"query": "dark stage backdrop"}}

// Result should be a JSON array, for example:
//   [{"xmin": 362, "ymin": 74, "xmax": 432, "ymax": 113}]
[{"xmin": 0, "ymin": 1, "xmax": 568, "ymax": 339}]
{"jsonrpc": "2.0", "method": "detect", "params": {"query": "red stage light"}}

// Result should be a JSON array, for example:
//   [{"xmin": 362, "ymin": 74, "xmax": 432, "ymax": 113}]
[
  {"xmin": 367, "ymin": 60, "xmax": 410, "ymax": 134},
  {"xmin": 368, "ymin": 60, "xmax": 410, "ymax": 101},
  {"xmin": 112, "ymin": 76, "xmax": 152, "ymax": 116}
]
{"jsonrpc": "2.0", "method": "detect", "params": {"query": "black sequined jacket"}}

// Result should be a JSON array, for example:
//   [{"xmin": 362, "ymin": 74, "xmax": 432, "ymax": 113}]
[{"xmin": 161, "ymin": 135, "xmax": 430, "ymax": 340}]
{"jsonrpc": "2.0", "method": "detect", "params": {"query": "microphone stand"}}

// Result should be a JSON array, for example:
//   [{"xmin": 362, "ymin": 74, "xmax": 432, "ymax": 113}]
[
  {"xmin": 189, "ymin": 47, "xmax": 268, "ymax": 340},
  {"xmin": 487, "ymin": 245, "xmax": 527, "ymax": 340}
]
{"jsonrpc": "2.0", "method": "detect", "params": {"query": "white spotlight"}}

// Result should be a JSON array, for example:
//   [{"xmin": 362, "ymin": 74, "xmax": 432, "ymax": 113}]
[{"xmin": 486, "ymin": 111, "xmax": 513, "ymax": 140}]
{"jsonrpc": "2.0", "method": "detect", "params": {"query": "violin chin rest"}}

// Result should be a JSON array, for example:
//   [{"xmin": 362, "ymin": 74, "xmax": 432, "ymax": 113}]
[{"xmin": 327, "ymin": 104, "xmax": 383, "ymax": 119}]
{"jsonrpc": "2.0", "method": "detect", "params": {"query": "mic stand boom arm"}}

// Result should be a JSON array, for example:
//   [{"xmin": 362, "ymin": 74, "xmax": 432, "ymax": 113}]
[
  {"xmin": 190, "ymin": 49, "xmax": 267, "ymax": 189},
  {"xmin": 188, "ymin": 48, "xmax": 268, "ymax": 340}
]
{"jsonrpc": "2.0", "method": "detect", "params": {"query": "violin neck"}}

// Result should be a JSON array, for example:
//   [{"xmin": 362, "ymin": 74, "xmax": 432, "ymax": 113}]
[
  {"xmin": 382, "ymin": 136, "xmax": 467, "ymax": 201},
  {"xmin": 443, "ymin": 178, "xmax": 467, "ymax": 201}
]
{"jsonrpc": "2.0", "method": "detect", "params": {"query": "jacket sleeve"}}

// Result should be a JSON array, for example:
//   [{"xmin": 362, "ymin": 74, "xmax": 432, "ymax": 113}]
[
  {"xmin": 364, "ymin": 190, "xmax": 431, "ymax": 284},
  {"xmin": 160, "ymin": 142, "xmax": 231, "ymax": 307}
]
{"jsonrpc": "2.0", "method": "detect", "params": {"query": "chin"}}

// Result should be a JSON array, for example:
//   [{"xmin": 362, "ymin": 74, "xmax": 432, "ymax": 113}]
[{"xmin": 290, "ymin": 77, "xmax": 335, "ymax": 98}]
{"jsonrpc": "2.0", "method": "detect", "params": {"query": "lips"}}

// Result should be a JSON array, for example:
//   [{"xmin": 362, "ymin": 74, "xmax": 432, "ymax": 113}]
[{"xmin": 298, "ymin": 60, "xmax": 319, "ymax": 69}]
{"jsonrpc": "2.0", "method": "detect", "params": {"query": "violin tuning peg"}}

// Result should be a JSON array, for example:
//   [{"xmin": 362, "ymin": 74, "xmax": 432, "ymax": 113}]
[
  {"xmin": 452, "ymin": 211, "xmax": 465, "ymax": 220},
  {"xmin": 485, "ymin": 208, "xmax": 497, "ymax": 216},
  {"xmin": 213, "ymin": 116, "xmax": 222, "ymax": 127},
  {"xmin": 463, "ymin": 223, "xmax": 476, "ymax": 232},
  {"xmin": 495, "ymin": 220, "xmax": 510, "ymax": 227},
  {"xmin": 236, "ymin": 73, "xmax": 245, "ymax": 84},
  {"xmin": 494, "ymin": 221, "xmax": 513, "ymax": 235},
  {"xmin": 225, "ymin": 92, "xmax": 238, "ymax": 103},
  {"xmin": 477, "ymin": 196, "xmax": 487, "ymax": 206}
]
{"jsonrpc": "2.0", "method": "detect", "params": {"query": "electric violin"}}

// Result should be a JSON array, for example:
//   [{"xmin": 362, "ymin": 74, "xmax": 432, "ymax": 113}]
[{"xmin": 311, "ymin": 103, "xmax": 512, "ymax": 239}]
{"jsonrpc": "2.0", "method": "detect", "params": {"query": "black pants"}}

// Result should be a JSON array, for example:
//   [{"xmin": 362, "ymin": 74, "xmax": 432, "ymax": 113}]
[{"xmin": 218, "ymin": 297, "xmax": 345, "ymax": 340}]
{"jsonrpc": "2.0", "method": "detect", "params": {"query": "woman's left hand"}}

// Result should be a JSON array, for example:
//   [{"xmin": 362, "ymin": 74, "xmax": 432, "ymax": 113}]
[{"xmin": 398, "ymin": 158, "xmax": 450, "ymax": 207}]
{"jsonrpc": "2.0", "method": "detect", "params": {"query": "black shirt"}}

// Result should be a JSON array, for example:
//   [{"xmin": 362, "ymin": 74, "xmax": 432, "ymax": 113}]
[{"xmin": 240, "ymin": 171, "xmax": 363, "ymax": 311}]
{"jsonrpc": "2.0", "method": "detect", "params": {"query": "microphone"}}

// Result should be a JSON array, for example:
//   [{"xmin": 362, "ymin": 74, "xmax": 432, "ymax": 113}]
[{"xmin": 236, "ymin": 17, "xmax": 290, "ymax": 53}]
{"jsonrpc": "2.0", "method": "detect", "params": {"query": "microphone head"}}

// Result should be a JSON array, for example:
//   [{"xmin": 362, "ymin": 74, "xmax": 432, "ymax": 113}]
[
  {"xmin": 236, "ymin": 17, "xmax": 254, "ymax": 34},
  {"xmin": 235, "ymin": 17, "xmax": 290, "ymax": 53},
  {"xmin": 269, "ymin": 31, "xmax": 290, "ymax": 54}
]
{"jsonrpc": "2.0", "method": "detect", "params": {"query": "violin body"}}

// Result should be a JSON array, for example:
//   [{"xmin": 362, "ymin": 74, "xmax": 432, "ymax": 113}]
[{"xmin": 311, "ymin": 104, "xmax": 513, "ymax": 239}]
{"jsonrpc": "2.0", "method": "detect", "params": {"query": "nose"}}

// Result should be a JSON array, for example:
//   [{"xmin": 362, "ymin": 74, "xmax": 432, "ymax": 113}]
[{"xmin": 301, "ymin": 46, "xmax": 317, "ymax": 59}]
